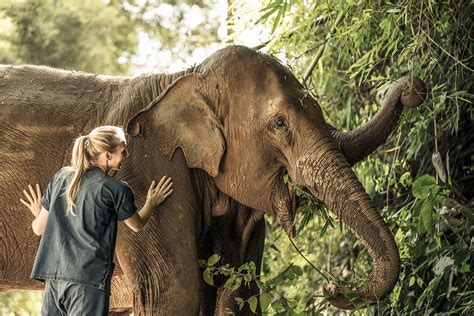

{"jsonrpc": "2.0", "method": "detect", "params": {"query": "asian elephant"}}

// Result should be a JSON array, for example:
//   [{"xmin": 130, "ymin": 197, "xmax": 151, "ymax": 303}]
[{"xmin": 0, "ymin": 45, "xmax": 425, "ymax": 314}]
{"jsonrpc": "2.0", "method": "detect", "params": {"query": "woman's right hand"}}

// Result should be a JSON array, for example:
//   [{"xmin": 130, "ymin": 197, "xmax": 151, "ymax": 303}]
[
  {"xmin": 20, "ymin": 184, "xmax": 42, "ymax": 217},
  {"xmin": 146, "ymin": 176, "xmax": 173, "ymax": 207}
]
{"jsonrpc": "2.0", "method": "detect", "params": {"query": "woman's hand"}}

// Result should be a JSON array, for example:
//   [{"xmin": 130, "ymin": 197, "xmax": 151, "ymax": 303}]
[
  {"xmin": 20, "ymin": 184, "xmax": 42, "ymax": 217},
  {"xmin": 146, "ymin": 176, "xmax": 173, "ymax": 207}
]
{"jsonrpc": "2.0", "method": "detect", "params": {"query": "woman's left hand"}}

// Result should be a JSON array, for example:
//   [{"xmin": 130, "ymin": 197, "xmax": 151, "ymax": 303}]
[{"xmin": 20, "ymin": 184, "xmax": 42, "ymax": 217}]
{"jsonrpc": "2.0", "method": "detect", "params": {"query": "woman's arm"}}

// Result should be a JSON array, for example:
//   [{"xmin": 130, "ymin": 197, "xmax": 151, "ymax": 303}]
[
  {"xmin": 32, "ymin": 207, "xmax": 49, "ymax": 236},
  {"xmin": 124, "ymin": 176, "xmax": 173, "ymax": 233}
]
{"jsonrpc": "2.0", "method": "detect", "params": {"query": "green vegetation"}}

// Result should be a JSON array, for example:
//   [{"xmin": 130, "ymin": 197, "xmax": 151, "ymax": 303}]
[
  {"xmin": 218, "ymin": 0, "xmax": 472, "ymax": 314},
  {"xmin": 0, "ymin": 0, "xmax": 137, "ymax": 74},
  {"xmin": 0, "ymin": 291, "xmax": 42, "ymax": 315}
]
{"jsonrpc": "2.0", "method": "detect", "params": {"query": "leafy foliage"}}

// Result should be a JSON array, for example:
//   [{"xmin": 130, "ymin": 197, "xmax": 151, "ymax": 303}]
[
  {"xmin": 224, "ymin": 0, "xmax": 473, "ymax": 314},
  {"xmin": 0, "ymin": 290, "xmax": 42, "ymax": 316},
  {"xmin": 0, "ymin": 0, "xmax": 138, "ymax": 75}
]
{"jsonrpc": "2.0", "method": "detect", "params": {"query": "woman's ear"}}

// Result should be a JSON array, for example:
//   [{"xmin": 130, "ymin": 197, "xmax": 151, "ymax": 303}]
[{"xmin": 126, "ymin": 74, "xmax": 225, "ymax": 177}]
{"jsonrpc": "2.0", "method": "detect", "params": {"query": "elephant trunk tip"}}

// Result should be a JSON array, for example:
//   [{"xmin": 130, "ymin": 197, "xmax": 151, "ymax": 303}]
[
  {"xmin": 322, "ymin": 283, "xmax": 371, "ymax": 310},
  {"xmin": 400, "ymin": 76, "xmax": 427, "ymax": 108}
]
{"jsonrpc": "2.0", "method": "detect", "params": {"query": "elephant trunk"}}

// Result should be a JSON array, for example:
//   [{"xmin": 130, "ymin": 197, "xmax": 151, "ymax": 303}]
[
  {"xmin": 329, "ymin": 76, "xmax": 426, "ymax": 165},
  {"xmin": 295, "ymin": 140, "xmax": 400, "ymax": 309}
]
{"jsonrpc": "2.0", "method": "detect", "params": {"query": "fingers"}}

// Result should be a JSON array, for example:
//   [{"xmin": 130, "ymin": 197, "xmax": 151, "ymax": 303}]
[
  {"xmin": 157, "ymin": 177, "xmax": 172, "ymax": 191},
  {"xmin": 162, "ymin": 189, "xmax": 173, "ymax": 199},
  {"xmin": 148, "ymin": 180, "xmax": 156, "ymax": 192},
  {"xmin": 23, "ymin": 189, "xmax": 33, "ymax": 204},
  {"xmin": 161, "ymin": 181, "xmax": 173, "ymax": 194},
  {"xmin": 35, "ymin": 183, "xmax": 41, "ymax": 199},
  {"xmin": 148, "ymin": 177, "xmax": 173, "ymax": 203},
  {"xmin": 20, "ymin": 198, "xmax": 30, "ymax": 207},
  {"xmin": 156, "ymin": 176, "xmax": 167, "ymax": 189},
  {"xmin": 28, "ymin": 185, "xmax": 37, "ymax": 204}
]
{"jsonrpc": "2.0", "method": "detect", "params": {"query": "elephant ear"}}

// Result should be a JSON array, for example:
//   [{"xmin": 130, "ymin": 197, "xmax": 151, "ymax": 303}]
[{"xmin": 127, "ymin": 73, "xmax": 225, "ymax": 177}]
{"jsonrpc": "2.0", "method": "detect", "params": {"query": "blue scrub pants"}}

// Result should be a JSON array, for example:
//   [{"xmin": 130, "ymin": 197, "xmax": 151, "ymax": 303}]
[{"xmin": 41, "ymin": 278, "xmax": 111, "ymax": 315}]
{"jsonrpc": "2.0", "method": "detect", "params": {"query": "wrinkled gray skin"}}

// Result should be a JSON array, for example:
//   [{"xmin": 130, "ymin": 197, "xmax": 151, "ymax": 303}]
[{"xmin": 0, "ymin": 45, "xmax": 425, "ymax": 314}]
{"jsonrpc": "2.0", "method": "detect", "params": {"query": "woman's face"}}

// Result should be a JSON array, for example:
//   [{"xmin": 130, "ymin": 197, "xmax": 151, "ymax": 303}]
[{"xmin": 108, "ymin": 143, "xmax": 128, "ymax": 170}]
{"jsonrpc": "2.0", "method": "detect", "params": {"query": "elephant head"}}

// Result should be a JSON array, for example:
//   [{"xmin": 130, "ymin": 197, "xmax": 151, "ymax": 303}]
[{"xmin": 127, "ymin": 46, "xmax": 425, "ymax": 309}]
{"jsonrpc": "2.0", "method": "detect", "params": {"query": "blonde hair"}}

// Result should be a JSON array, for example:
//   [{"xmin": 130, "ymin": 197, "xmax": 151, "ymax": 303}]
[{"xmin": 66, "ymin": 126, "xmax": 126, "ymax": 215}]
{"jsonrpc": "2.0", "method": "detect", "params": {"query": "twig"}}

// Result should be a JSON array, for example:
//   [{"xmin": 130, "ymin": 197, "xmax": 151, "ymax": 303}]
[
  {"xmin": 302, "ymin": 10, "xmax": 345, "ymax": 84},
  {"xmin": 252, "ymin": 39, "xmax": 272, "ymax": 51},
  {"xmin": 292, "ymin": 40, "xmax": 327, "ymax": 62},
  {"xmin": 270, "ymin": 263, "xmax": 294, "ymax": 282},
  {"xmin": 288, "ymin": 236, "xmax": 332, "ymax": 283},
  {"xmin": 252, "ymin": 25, "xmax": 303, "ymax": 51}
]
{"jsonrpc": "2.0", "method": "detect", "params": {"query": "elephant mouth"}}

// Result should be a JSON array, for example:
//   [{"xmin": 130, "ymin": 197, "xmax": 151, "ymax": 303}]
[{"xmin": 271, "ymin": 170, "xmax": 297, "ymax": 237}]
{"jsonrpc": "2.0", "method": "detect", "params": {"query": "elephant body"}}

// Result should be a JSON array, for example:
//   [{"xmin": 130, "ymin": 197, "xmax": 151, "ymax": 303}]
[
  {"xmin": 0, "ymin": 58, "xmax": 262, "ymax": 314},
  {"xmin": 0, "ymin": 65, "xmax": 207, "ymax": 314},
  {"xmin": 0, "ymin": 46, "xmax": 425, "ymax": 314}
]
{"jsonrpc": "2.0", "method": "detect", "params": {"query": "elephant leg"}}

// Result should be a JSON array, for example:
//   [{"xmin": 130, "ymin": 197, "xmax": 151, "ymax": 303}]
[
  {"xmin": 109, "ymin": 274, "xmax": 133, "ymax": 314},
  {"xmin": 214, "ymin": 216, "xmax": 266, "ymax": 316}
]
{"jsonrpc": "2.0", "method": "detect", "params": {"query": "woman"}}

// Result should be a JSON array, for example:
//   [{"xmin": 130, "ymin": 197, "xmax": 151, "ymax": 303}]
[{"xmin": 20, "ymin": 125, "xmax": 173, "ymax": 315}]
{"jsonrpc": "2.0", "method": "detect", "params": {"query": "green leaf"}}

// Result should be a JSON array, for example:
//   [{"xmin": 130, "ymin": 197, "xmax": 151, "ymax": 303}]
[
  {"xmin": 256, "ymin": 5, "xmax": 279, "ymax": 24},
  {"xmin": 260, "ymin": 292, "xmax": 271, "ymax": 311},
  {"xmin": 420, "ymin": 197, "xmax": 434, "ymax": 234},
  {"xmin": 233, "ymin": 277, "xmax": 242, "ymax": 290},
  {"xmin": 235, "ymin": 297, "xmax": 245, "ymax": 311},
  {"xmin": 207, "ymin": 254, "xmax": 220, "ymax": 266},
  {"xmin": 248, "ymin": 295, "xmax": 258, "ymax": 314},
  {"xmin": 224, "ymin": 275, "xmax": 237, "ymax": 289},
  {"xmin": 203, "ymin": 268, "xmax": 214, "ymax": 286},
  {"xmin": 460, "ymin": 263, "xmax": 471, "ymax": 273},
  {"xmin": 432, "ymin": 152, "xmax": 447, "ymax": 183},
  {"xmin": 416, "ymin": 277, "xmax": 424, "ymax": 288},
  {"xmin": 432, "ymin": 192, "xmax": 447, "ymax": 204},
  {"xmin": 291, "ymin": 265, "xmax": 303, "ymax": 276},
  {"xmin": 271, "ymin": 3, "xmax": 286, "ymax": 34},
  {"xmin": 412, "ymin": 175, "xmax": 437, "ymax": 199}
]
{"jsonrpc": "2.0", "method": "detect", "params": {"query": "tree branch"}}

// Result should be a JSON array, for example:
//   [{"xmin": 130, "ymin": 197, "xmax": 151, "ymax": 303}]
[{"xmin": 302, "ymin": 11, "xmax": 345, "ymax": 84}]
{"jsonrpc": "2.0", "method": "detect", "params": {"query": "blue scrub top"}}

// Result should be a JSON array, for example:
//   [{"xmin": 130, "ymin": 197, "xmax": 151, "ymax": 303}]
[{"xmin": 31, "ymin": 166, "xmax": 137, "ymax": 290}]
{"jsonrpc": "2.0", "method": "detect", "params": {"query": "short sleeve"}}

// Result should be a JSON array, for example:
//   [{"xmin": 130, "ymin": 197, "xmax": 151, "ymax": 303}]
[
  {"xmin": 40, "ymin": 176, "xmax": 55, "ymax": 211},
  {"xmin": 113, "ymin": 183, "xmax": 138, "ymax": 221}
]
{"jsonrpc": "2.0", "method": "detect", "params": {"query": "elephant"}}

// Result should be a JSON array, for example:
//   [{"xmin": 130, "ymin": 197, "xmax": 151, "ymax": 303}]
[{"xmin": 0, "ymin": 45, "xmax": 426, "ymax": 314}]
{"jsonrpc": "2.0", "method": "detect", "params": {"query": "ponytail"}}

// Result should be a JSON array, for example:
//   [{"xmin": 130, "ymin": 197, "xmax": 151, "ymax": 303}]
[
  {"xmin": 65, "ymin": 126, "xmax": 126, "ymax": 215},
  {"xmin": 66, "ymin": 136, "xmax": 92, "ymax": 215}
]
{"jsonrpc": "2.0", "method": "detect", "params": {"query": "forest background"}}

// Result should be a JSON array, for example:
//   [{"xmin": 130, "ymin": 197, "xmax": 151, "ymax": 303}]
[{"xmin": 0, "ymin": 0, "xmax": 472, "ymax": 315}]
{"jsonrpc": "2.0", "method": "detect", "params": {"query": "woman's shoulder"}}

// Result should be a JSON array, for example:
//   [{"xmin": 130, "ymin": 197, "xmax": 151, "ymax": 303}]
[
  {"xmin": 102, "ymin": 175, "xmax": 133, "ymax": 194},
  {"xmin": 51, "ymin": 166, "xmax": 74, "ymax": 182}
]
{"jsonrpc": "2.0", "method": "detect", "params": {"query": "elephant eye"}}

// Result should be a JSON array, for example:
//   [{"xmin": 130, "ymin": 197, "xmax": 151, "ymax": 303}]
[{"xmin": 275, "ymin": 117, "xmax": 287, "ymax": 128}]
